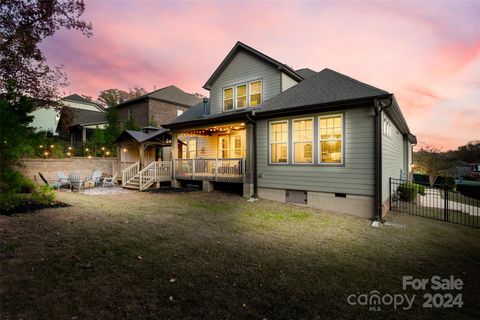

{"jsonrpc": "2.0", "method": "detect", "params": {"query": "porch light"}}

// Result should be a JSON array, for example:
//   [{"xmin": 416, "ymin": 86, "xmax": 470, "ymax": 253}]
[
  {"xmin": 241, "ymin": 123, "xmax": 245, "ymax": 126},
  {"xmin": 123, "ymin": 148, "xmax": 127, "ymax": 152}
]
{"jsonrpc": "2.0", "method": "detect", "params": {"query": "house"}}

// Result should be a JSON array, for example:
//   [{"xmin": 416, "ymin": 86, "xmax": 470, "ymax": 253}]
[
  {"xmin": 30, "ymin": 93, "xmax": 105, "ymax": 135},
  {"xmin": 115, "ymin": 85, "xmax": 202, "ymax": 128},
  {"xmin": 158, "ymin": 41, "xmax": 416, "ymax": 220}
]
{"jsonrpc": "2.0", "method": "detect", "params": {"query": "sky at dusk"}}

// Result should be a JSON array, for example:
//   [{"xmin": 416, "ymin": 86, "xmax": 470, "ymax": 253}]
[{"xmin": 40, "ymin": 1, "xmax": 480, "ymax": 150}]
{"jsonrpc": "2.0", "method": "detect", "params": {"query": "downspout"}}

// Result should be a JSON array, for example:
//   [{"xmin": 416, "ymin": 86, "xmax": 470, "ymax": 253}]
[
  {"xmin": 374, "ymin": 97, "xmax": 393, "ymax": 224},
  {"xmin": 246, "ymin": 112, "xmax": 257, "ymax": 198}
]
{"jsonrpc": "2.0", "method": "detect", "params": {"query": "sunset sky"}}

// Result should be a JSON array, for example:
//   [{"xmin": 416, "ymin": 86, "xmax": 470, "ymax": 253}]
[{"xmin": 40, "ymin": 1, "xmax": 479, "ymax": 150}]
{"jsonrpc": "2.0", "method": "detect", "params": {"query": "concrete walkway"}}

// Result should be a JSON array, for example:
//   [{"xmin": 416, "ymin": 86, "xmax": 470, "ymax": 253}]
[{"xmin": 419, "ymin": 187, "xmax": 479, "ymax": 216}]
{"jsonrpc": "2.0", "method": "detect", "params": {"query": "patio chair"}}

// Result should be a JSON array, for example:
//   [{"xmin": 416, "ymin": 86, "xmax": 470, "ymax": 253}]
[
  {"xmin": 56, "ymin": 172, "xmax": 71, "ymax": 189},
  {"xmin": 39, "ymin": 172, "xmax": 59, "ymax": 189},
  {"xmin": 103, "ymin": 173, "xmax": 118, "ymax": 188},
  {"xmin": 88, "ymin": 169, "xmax": 103, "ymax": 186},
  {"xmin": 68, "ymin": 173, "xmax": 84, "ymax": 192}
]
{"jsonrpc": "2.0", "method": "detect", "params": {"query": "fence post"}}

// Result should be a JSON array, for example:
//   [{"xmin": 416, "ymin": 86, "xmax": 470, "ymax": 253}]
[
  {"xmin": 389, "ymin": 177, "xmax": 392, "ymax": 211},
  {"xmin": 444, "ymin": 185, "xmax": 448, "ymax": 222},
  {"xmin": 192, "ymin": 158, "xmax": 195, "ymax": 180}
]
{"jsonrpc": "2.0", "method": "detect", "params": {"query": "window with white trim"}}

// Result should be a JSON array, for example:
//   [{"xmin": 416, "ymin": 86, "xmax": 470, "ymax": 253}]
[
  {"xmin": 270, "ymin": 121, "xmax": 288, "ymax": 163},
  {"xmin": 223, "ymin": 87, "xmax": 234, "ymax": 111},
  {"xmin": 236, "ymin": 84, "xmax": 247, "ymax": 108},
  {"xmin": 293, "ymin": 118, "xmax": 313, "ymax": 163},
  {"xmin": 249, "ymin": 80, "xmax": 262, "ymax": 107},
  {"xmin": 319, "ymin": 115, "xmax": 343, "ymax": 163},
  {"xmin": 177, "ymin": 109, "xmax": 184, "ymax": 117},
  {"xmin": 182, "ymin": 138, "xmax": 197, "ymax": 159},
  {"xmin": 383, "ymin": 119, "xmax": 392, "ymax": 138},
  {"xmin": 231, "ymin": 135, "xmax": 243, "ymax": 158},
  {"xmin": 218, "ymin": 136, "xmax": 229, "ymax": 158}
]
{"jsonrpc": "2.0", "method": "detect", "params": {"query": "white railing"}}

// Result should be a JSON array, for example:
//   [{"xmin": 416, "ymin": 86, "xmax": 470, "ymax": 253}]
[
  {"xmin": 156, "ymin": 161, "xmax": 172, "ymax": 182},
  {"xmin": 122, "ymin": 162, "xmax": 140, "ymax": 186},
  {"xmin": 173, "ymin": 158, "xmax": 245, "ymax": 183},
  {"xmin": 139, "ymin": 161, "xmax": 157, "ymax": 191},
  {"xmin": 115, "ymin": 161, "xmax": 136, "ymax": 179}
]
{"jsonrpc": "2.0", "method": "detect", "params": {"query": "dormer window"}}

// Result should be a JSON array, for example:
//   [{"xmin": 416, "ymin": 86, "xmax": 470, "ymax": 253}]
[
  {"xmin": 249, "ymin": 80, "xmax": 262, "ymax": 107},
  {"xmin": 236, "ymin": 84, "xmax": 247, "ymax": 108},
  {"xmin": 223, "ymin": 87, "xmax": 234, "ymax": 111}
]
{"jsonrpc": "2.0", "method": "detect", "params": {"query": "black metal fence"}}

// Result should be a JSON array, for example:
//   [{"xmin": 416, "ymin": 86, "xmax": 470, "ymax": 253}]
[{"xmin": 390, "ymin": 178, "xmax": 479, "ymax": 229}]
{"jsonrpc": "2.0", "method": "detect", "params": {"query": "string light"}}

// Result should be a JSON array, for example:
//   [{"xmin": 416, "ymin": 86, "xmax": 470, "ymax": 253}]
[
  {"xmin": 50, "ymin": 144, "xmax": 54, "ymax": 148},
  {"xmin": 101, "ymin": 147, "xmax": 105, "ymax": 150},
  {"xmin": 68, "ymin": 146, "xmax": 72, "ymax": 150},
  {"xmin": 88, "ymin": 155, "xmax": 92, "ymax": 159},
  {"xmin": 85, "ymin": 148, "xmax": 89, "ymax": 152},
  {"xmin": 106, "ymin": 151, "xmax": 110, "ymax": 156},
  {"xmin": 67, "ymin": 152, "xmax": 71, "ymax": 156}
]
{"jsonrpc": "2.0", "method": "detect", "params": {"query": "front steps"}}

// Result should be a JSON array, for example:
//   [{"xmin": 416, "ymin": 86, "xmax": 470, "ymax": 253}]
[{"xmin": 123, "ymin": 176, "xmax": 140, "ymax": 189}]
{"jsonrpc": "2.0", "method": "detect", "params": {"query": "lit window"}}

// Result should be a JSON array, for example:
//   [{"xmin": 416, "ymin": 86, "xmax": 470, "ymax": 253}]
[
  {"xmin": 293, "ymin": 118, "xmax": 313, "ymax": 163},
  {"xmin": 231, "ymin": 135, "xmax": 242, "ymax": 158},
  {"xmin": 218, "ymin": 136, "xmax": 229, "ymax": 158},
  {"xmin": 223, "ymin": 87, "xmax": 234, "ymax": 111},
  {"xmin": 270, "ymin": 121, "xmax": 288, "ymax": 163},
  {"xmin": 182, "ymin": 138, "xmax": 197, "ymax": 159},
  {"xmin": 236, "ymin": 84, "xmax": 247, "ymax": 108},
  {"xmin": 319, "ymin": 115, "xmax": 343, "ymax": 163},
  {"xmin": 187, "ymin": 138, "xmax": 197, "ymax": 159},
  {"xmin": 249, "ymin": 81, "xmax": 262, "ymax": 107},
  {"xmin": 177, "ymin": 109, "xmax": 184, "ymax": 117}
]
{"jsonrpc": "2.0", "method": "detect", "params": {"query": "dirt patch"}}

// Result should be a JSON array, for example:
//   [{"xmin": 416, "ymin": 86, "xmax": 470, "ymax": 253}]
[{"xmin": 0, "ymin": 200, "xmax": 70, "ymax": 216}]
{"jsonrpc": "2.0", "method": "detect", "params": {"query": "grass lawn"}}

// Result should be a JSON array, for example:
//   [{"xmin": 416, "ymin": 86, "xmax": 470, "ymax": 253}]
[{"xmin": 1, "ymin": 189, "xmax": 479, "ymax": 319}]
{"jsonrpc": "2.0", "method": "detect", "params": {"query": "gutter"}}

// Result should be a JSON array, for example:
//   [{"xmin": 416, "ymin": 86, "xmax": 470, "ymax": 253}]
[
  {"xmin": 246, "ymin": 112, "xmax": 257, "ymax": 198},
  {"xmin": 374, "ymin": 96, "xmax": 393, "ymax": 224}
]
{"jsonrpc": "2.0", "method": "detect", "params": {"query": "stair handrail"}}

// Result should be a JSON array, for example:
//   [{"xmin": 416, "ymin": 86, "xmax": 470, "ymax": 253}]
[
  {"xmin": 138, "ymin": 161, "xmax": 157, "ymax": 191},
  {"xmin": 122, "ymin": 162, "xmax": 140, "ymax": 186}
]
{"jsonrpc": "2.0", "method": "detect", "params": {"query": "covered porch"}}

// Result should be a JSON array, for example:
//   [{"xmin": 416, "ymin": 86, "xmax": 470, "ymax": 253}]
[{"xmin": 171, "ymin": 122, "xmax": 254, "ymax": 193}]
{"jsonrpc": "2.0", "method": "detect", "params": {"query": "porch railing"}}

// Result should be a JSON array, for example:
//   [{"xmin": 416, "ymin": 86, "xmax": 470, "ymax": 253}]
[
  {"xmin": 139, "ymin": 161, "xmax": 157, "ymax": 191},
  {"xmin": 122, "ymin": 162, "xmax": 139, "ymax": 186},
  {"xmin": 114, "ymin": 161, "xmax": 137, "ymax": 180},
  {"xmin": 173, "ymin": 158, "xmax": 245, "ymax": 183}
]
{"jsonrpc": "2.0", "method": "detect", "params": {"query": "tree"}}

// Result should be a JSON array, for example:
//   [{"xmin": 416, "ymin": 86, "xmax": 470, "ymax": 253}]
[
  {"xmin": 98, "ymin": 89, "xmax": 130, "ymax": 107},
  {"xmin": 128, "ymin": 86, "xmax": 147, "ymax": 98},
  {"xmin": 0, "ymin": 0, "xmax": 92, "ymax": 105},
  {"xmin": 104, "ymin": 106, "xmax": 121, "ymax": 145},
  {"xmin": 456, "ymin": 140, "xmax": 480, "ymax": 163},
  {"xmin": 125, "ymin": 115, "xmax": 140, "ymax": 131},
  {"xmin": 414, "ymin": 145, "xmax": 452, "ymax": 186}
]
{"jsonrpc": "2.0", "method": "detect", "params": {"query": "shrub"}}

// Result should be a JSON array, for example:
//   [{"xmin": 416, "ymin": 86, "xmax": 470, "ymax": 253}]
[
  {"xmin": 31, "ymin": 185, "xmax": 55, "ymax": 205},
  {"xmin": 417, "ymin": 184, "xmax": 426, "ymax": 196},
  {"xmin": 456, "ymin": 183, "xmax": 480, "ymax": 200},
  {"xmin": 398, "ymin": 183, "xmax": 420, "ymax": 202}
]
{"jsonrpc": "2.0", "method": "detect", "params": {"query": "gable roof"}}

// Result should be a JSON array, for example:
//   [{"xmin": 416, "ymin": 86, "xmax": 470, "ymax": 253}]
[
  {"xmin": 256, "ymin": 68, "xmax": 389, "ymax": 114},
  {"xmin": 70, "ymin": 109, "xmax": 107, "ymax": 127},
  {"xmin": 203, "ymin": 41, "xmax": 303, "ymax": 90},
  {"xmin": 114, "ymin": 128, "xmax": 170, "ymax": 144},
  {"xmin": 63, "ymin": 94, "xmax": 106, "ymax": 111},
  {"xmin": 295, "ymin": 68, "xmax": 317, "ymax": 79},
  {"xmin": 116, "ymin": 85, "xmax": 202, "ymax": 109}
]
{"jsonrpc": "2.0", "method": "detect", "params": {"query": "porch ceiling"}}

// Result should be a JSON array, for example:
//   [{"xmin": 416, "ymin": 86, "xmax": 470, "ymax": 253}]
[{"xmin": 179, "ymin": 122, "xmax": 246, "ymax": 136}]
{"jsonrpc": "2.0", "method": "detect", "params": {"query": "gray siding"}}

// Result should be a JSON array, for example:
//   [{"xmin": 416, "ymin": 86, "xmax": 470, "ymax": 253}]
[
  {"xmin": 381, "ymin": 113, "xmax": 405, "ymax": 202},
  {"xmin": 209, "ymin": 51, "xmax": 281, "ymax": 114},
  {"xmin": 281, "ymin": 72, "xmax": 298, "ymax": 91},
  {"xmin": 256, "ymin": 107, "xmax": 375, "ymax": 196}
]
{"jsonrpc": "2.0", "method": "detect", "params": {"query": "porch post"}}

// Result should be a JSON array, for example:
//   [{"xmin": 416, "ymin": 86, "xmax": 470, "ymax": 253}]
[
  {"xmin": 243, "ymin": 122, "xmax": 255, "ymax": 198},
  {"xmin": 139, "ymin": 143, "xmax": 144, "ymax": 169},
  {"xmin": 171, "ymin": 131, "xmax": 181, "ymax": 188}
]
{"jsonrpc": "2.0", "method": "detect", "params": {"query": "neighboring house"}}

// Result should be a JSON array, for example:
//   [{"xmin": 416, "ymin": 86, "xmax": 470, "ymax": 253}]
[
  {"xmin": 116, "ymin": 85, "xmax": 202, "ymax": 128},
  {"xmin": 55, "ymin": 94, "xmax": 107, "ymax": 145},
  {"xmin": 159, "ymin": 41, "xmax": 416, "ymax": 220},
  {"xmin": 29, "ymin": 93, "xmax": 105, "ymax": 134}
]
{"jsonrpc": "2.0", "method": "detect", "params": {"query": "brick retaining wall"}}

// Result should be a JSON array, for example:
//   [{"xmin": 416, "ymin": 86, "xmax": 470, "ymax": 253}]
[{"xmin": 18, "ymin": 158, "xmax": 116, "ymax": 184}]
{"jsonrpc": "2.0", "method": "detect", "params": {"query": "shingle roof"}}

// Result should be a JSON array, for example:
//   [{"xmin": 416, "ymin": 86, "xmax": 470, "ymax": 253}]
[
  {"xmin": 256, "ymin": 68, "xmax": 389, "ymax": 114},
  {"xmin": 117, "ymin": 85, "xmax": 202, "ymax": 108},
  {"xmin": 115, "ymin": 128, "xmax": 170, "ymax": 143},
  {"xmin": 63, "ymin": 94, "xmax": 106, "ymax": 111},
  {"xmin": 295, "ymin": 68, "xmax": 317, "ymax": 79},
  {"xmin": 203, "ymin": 41, "xmax": 303, "ymax": 90},
  {"xmin": 70, "ymin": 109, "xmax": 107, "ymax": 126}
]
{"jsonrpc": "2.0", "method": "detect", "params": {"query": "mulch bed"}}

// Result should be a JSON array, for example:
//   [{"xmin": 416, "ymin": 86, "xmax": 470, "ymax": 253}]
[
  {"xmin": 0, "ymin": 201, "xmax": 70, "ymax": 216},
  {"xmin": 147, "ymin": 186, "xmax": 197, "ymax": 194}
]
